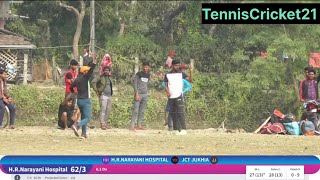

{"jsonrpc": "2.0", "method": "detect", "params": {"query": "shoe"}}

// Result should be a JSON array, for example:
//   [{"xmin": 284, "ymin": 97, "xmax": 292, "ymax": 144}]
[
  {"xmin": 166, "ymin": 131, "xmax": 175, "ymax": 135},
  {"xmin": 72, "ymin": 123, "xmax": 79, "ymax": 137},
  {"xmin": 88, "ymin": 125, "xmax": 95, "ymax": 129},
  {"xmin": 101, "ymin": 125, "xmax": 107, "ymax": 130},
  {"xmin": 176, "ymin": 130, "xmax": 187, "ymax": 135},
  {"xmin": 80, "ymin": 134, "xmax": 87, "ymax": 139},
  {"xmin": 136, "ymin": 125, "xmax": 146, "ymax": 130},
  {"xmin": 129, "ymin": 127, "xmax": 136, "ymax": 131},
  {"xmin": 8, "ymin": 125, "xmax": 15, "ymax": 129},
  {"xmin": 168, "ymin": 127, "xmax": 173, "ymax": 131}
]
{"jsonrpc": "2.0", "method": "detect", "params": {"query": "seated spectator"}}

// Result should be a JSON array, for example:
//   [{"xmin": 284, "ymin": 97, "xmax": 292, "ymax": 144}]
[
  {"xmin": 58, "ymin": 94, "xmax": 80, "ymax": 130},
  {"xmin": 0, "ymin": 65, "xmax": 16, "ymax": 129}
]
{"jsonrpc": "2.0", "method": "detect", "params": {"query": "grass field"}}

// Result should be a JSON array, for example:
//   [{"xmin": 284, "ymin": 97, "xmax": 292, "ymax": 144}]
[{"xmin": 0, "ymin": 126, "xmax": 319, "ymax": 155}]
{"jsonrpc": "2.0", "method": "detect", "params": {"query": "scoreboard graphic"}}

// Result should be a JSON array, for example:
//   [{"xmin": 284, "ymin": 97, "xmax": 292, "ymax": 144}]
[{"xmin": 0, "ymin": 155, "xmax": 319, "ymax": 180}]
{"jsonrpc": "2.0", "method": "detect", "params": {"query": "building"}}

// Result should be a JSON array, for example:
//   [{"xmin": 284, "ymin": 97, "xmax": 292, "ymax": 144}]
[{"xmin": 0, "ymin": 0, "xmax": 35, "ymax": 84}]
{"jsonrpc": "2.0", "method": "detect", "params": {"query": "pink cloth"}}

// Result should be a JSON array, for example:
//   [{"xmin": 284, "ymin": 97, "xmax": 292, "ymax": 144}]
[{"xmin": 100, "ymin": 53, "xmax": 112, "ymax": 75}]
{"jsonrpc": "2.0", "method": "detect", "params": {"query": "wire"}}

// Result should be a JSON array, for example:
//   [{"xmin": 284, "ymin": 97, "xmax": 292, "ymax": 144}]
[{"xmin": 33, "ymin": 44, "xmax": 90, "ymax": 49}]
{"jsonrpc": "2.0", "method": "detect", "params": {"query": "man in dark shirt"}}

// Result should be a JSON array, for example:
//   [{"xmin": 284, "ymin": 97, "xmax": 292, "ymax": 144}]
[
  {"xmin": 129, "ymin": 62, "xmax": 151, "ymax": 130},
  {"xmin": 92, "ymin": 66, "xmax": 113, "ymax": 130},
  {"xmin": 70, "ymin": 57, "xmax": 97, "ymax": 139},
  {"xmin": 58, "ymin": 94, "xmax": 80, "ymax": 130},
  {"xmin": 300, "ymin": 69, "xmax": 318, "ymax": 102}
]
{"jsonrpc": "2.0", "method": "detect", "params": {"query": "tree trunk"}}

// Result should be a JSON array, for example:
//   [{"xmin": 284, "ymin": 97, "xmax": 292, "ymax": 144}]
[
  {"xmin": 163, "ymin": 3, "xmax": 186, "ymax": 43},
  {"xmin": 119, "ymin": 17, "xmax": 125, "ymax": 36},
  {"xmin": 115, "ymin": 2, "xmax": 125, "ymax": 36},
  {"xmin": 209, "ymin": 24, "xmax": 217, "ymax": 36},
  {"xmin": 59, "ymin": 0, "xmax": 85, "ymax": 61}
]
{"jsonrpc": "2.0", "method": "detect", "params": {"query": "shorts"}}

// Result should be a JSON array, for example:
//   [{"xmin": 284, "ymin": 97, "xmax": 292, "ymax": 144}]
[{"xmin": 58, "ymin": 109, "xmax": 74, "ymax": 128}]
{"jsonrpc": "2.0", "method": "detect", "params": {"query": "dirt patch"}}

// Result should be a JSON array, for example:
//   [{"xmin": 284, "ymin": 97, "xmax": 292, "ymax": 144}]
[{"xmin": 0, "ymin": 126, "xmax": 319, "ymax": 155}]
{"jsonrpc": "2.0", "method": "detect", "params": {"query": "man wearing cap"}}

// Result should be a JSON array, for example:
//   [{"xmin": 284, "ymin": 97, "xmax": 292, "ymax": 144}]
[
  {"xmin": 164, "ymin": 60, "xmax": 188, "ymax": 135},
  {"xmin": 70, "ymin": 57, "xmax": 97, "ymax": 139},
  {"xmin": 65, "ymin": 59, "xmax": 78, "ymax": 108},
  {"xmin": 92, "ymin": 66, "xmax": 113, "ymax": 130},
  {"xmin": 0, "ymin": 65, "xmax": 16, "ymax": 129}
]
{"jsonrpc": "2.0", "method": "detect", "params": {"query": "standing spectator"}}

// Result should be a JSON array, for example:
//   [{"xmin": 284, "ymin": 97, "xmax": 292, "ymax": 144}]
[
  {"xmin": 299, "ymin": 69, "xmax": 318, "ymax": 102},
  {"xmin": 163, "ymin": 60, "xmax": 192, "ymax": 131},
  {"xmin": 70, "ymin": 57, "xmax": 97, "ymax": 139},
  {"xmin": 0, "ymin": 65, "xmax": 15, "ymax": 129},
  {"xmin": 304, "ymin": 67, "xmax": 313, "ymax": 79},
  {"xmin": 129, "ymin": 62, "xmax": 151, "ymax": 131},
  {"xmin": 65, "ymin": 59, "xmax": 78, "ymax": 108},
  {"xmin": 162, "ymin": 78, "xmax": 192, "ymax": 132},
  {"xmin": 100, "ymin": 54, "xmax": 112, "ymax": 75},
  {"xmin": 164, "ymin": 60, "xmax": 188, "ymax": 135},
  {"xmin": 92, "ymin": 66, "xmax": 113, "ymax": 130},
  {"xmin": 83, "ymin": 48, "xmax": 90, "ymax": 66}
]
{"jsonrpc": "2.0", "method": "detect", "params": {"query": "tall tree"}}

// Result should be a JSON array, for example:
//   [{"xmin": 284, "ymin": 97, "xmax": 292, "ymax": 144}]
[{"xmin": 59, "ymin": 0, "xmax": 85, "ymax": 60}]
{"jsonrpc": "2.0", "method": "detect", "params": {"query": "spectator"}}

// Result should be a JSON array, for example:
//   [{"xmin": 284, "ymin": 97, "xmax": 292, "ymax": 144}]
[
  {"xmin": 162, "ymin": 78, "xmax": 192, "ymax": 132},
  {"xmin": 0, "ymin": 65, "xmax": 15, "ymax": 129},
  {"xmin": 299, "ymin": 69, "xmax": 318, "ymax": 102},
  {"xmin": 65, "ymin": 59, "xmax": 78, "ymax": 108},
  {"xmin": 129, "ymin": 62, "xmax": 151, "ymax": 131},
  {"xmin": 58, "ymin": 93, "xmax": 80, "ymax": 130},
  {"xmin": 164, "ymin": 60, "xmax": 188, "ymax": 135},
  {"xmin": 92, "ymin": 66, "xmax": 113, "ymax": 130}
]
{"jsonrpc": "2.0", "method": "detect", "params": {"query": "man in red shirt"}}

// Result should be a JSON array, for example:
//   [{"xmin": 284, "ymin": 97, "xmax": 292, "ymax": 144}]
[{"xmin": 65, "ymin": 59, "xmax": 78, "ymax": 107}]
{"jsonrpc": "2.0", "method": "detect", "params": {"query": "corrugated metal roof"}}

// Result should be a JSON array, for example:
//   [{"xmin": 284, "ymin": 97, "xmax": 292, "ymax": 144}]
[{"xmin": 0, "ymin": 28, "xmax": 36, "ymax": 49}]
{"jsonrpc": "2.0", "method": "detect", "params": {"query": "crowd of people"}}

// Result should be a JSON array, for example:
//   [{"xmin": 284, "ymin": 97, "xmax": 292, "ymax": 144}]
[
  {"xmin": 57, "ymin": 49, "xmax": 193, "ymax": 139},
  {"xmin": 1, "ymin": 49, "xmax": 320, "ymax": 137}
]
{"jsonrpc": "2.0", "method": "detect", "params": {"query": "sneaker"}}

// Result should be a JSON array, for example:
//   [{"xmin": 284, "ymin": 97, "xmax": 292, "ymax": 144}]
[
  {"xmin": 176, "ymin": 130, "xmax": 187, "ymax": 135},
  {"xmin": 72, "ymin": 124, "xmax": 79, "ymax": 137},
  {"xmin": 88, "ymin": 125, "xmax": 95, "ymax": 129},
  {"xmin": 136, "ymin": 125, "xmax": 146, "ymax": 130},
  {"xmin": 101, "ymin": 125, "xmax": 107, "ymax": 130},
  {"xmin": 129, "ymin": 127, "xmax": 136, "ymax": 131},
  {"xmin": 8, "ymin": 125, "xmax": 15, "ymax": 129},
  {"xmin": 166, "ymin": 131, "xmax": 176, "ymax": 135},
  {"xmin": 80, "ymin": 134, "xmax": 87, "ymax": 139}
]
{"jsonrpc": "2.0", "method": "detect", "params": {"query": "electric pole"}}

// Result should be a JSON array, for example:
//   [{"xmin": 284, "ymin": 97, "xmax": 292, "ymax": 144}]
[{"xmin": 90, "ymin": 0, "xmax": 95, "ymax": 56}]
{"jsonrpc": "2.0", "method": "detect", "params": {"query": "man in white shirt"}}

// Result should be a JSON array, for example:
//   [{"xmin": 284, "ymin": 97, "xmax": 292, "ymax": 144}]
[{"xmin": 164, "ymin": 60, "xmax": 187, "ymax": 135}]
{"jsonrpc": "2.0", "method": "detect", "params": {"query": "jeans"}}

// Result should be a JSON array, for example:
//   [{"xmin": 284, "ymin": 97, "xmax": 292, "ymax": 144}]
[
  {"xmin": 100, "ymin": 95, "xmax": 112, "ymax": 126},
  {"xmin": 77, "ymin": 99, "xmax": 91, "ymax": 135},
  {"xmin": 130, "ymin": 94, "xmax": 148, "ymax": 127},
  {"xmin": 167, "ymin": 113, "xmax": 174, "ymax": 130},
  {"xmin": 0, "ymin": 100, "xmax": 15, "ymax": 126},
  {"xmin": 168, "ymin": 95, "xmax": 186, "ymax": 131}
]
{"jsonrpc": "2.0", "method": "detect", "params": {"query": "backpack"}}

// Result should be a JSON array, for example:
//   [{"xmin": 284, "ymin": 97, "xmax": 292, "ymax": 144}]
[
  {"xmin": 300, "ymin": 120, "xmax": 315, "ymax": 136},
  {"xmin": 260, "ymin": 122, "xmax": 286, "ymax": 134},
  {"xmin": 283, "ymin": 122, "xmax": 300, "ymax": 135}
]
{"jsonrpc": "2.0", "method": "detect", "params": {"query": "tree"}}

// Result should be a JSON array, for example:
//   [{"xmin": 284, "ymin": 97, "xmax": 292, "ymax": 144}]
[{"xmin": 59, "ymin": 0, "xmax": 85, "ymax": 60}]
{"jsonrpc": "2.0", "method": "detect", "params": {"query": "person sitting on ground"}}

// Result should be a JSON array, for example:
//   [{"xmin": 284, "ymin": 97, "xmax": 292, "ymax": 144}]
[{"xmin": 58, "ymin": 93, "xmax": 80, "ymax": 130}]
